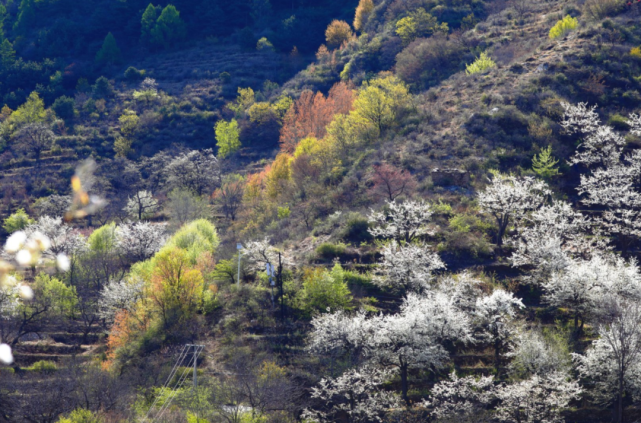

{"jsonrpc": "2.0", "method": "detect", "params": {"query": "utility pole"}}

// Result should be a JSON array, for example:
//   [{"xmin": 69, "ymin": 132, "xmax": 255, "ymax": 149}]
[
  {"xmin": 236, "ymin": 243, "xmax": 243, "ymax": 286},
  {"xmin": 278, "ymin": 252, "xmax": 284, "ymax": 322}
]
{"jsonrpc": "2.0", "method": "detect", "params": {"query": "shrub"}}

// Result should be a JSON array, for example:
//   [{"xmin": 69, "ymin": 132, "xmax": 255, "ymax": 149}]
[
  {"xmin": 52, "ymin": 96, "xmax": 75, "ymax": 121},
  {"xmin": 3, "ymin": 208, "xmax": 33, "ymax": 233},
  {"xmin": 92, "ymin": 76, "xmax": 114, "ymax": 99},
  {"xmin": 297, "ymin": 264, "xmax": 353, "ymax": 315},
  {"xmin": 549, "ymin": 15, "xmax": 578, "ymax": 39},
  {"xmin": 325, "ymin": 20, "xmax": 353, "ymax": 49},
  {"xmin": 608, "ymin": 114, "xmax": 629, "ymax": 130},
  {"xmin": 124, "ymin": 66, "xmax": 146, "ymax": 81},
  {"xmin": 256, "ymin": 37, "xmax": 274, "ymax": 51},
  {"xmin": 466, "ymin": 52, "xmax": 496, "ymax": 75},
  {"xmin": 316, "ymin": 242, "xmax": 347, "ymax": 261},
  {"xmin": 29, "ymin": 360, "xmax": 57, "ymax": 374},
  {"xmin": 219, "ymin": 72, "xmax": 231, "ymax": 84},
  {"xmin": 342, "ymin": 214, "xmax": 373, "ymax": 244},
  {"xmin": 57, "ymin": 408, "xmax": 102, "ymax": 423},
  {"xmin": 395, "ymin": 36, "xmax": 464, "ymax": 88},
  {"xmin": 277, "ymin": 206, "xmax": 291, "ymax": 219},
  {"xmin": 630, "ymin": 47, "xmax": 641, "ymax": 59},
  {"xmin": 583, "ymin": 0, "xmax": 623, "ymax": 20}
]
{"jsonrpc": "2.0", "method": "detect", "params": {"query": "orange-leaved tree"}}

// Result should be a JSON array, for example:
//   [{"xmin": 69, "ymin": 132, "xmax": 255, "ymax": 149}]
[{"xmin": 279, "ymin": 82, "xmax": 354, "ymax": 153}]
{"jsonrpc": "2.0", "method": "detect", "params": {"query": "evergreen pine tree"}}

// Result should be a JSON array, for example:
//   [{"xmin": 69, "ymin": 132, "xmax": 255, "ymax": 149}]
[
  {"xmin": 140, "ymin": 3, "xmax": 158, "ymax": 45},
  {"xmin": 13, "ymin": 0, "xmax": 34, "ymax": 35},
  {"xmin": 150, "ymin": 5, "xmax": 186, "ymax": 49},
  {"xmin": 95, "ymin": 32, "xmax": 122, "ymax": 65},
  {"xmin": 0, "ymin": 39, "xmax": 15, "ymax": 71}
]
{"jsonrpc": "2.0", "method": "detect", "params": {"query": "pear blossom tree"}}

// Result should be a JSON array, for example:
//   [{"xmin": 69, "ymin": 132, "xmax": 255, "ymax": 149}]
[
  {"xmin": 422, "ymin": 371, "xmax": 495, "ymax": 421},
  {"xmin": 562, "ymin": 102, "xmax": 641, "ymax": 251},
  {"xmin": 543, "ymin": 254, "xmax": 641, "ymax": 332},
  {"xmin": 98, "ymin": 277, "xmax": 145, "ymax": 323},
  {"xmin": 368, "ymin": 199, "xmax": 435, "ymax": 242},
  {"xmin": 507, "ymin": 328, "xmax": 571, "ymax": 378},
  {"xmin": 301, "ymin": 367, "xmax": 402, "ymax": 423},
  {"xmin": 573, "ymin": 298, "xmax": 641, "ymax": 423},
  {"xmin": 115, "ymin": 222, "xmax": 167, "ymax": 262},
  {"xmin": 309, "ymin": 291, "xmax": 473, "ymax": 404},
  {"xmin": 164, "ymin": 149, "xmax": 220, "ymax": 196},
  {"xmin": 478, "ymin": 173, "xmax": 550, "ymax": 247},
  {"xmin": 474, "ymin": 289, "xmax": 525, "ymax": 371},
  {"xmin": 372, "ymin": 240, "xmax": 445, "ymax": 292},
  {"xmin": 510, "ymin": 201, "xmax": 597, "ymax": 283},
  {"xmin": 494, "ymin": 372, "xmax": 582, "ymax": 423},
  {"xmin": 123, "ymin": 190, "xmax": 159, "ymax": 220}
]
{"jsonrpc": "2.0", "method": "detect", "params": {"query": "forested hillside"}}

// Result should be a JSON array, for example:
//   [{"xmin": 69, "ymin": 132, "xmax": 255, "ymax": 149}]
[{"xmin": 1, "ymin": 0, "xmax": 641, "ymax": 422}]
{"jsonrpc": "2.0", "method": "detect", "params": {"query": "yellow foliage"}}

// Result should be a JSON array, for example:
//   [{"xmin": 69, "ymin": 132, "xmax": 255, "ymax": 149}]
[
  {"xmin": 631, "ymin": 47, "xmax": 641, "ymax": 59},
  {"xmin": 325, "ymin": 20, "xmax": 353, "ymax": 49},
  {"xmin": 265, "ymin": 153, "xmax": 292, "ymax": 198},
  {"xmin": 549, "ymin": 15, "xmax": 578, "ymax": 39},
  {"xmin": 465, "ymin": 52, "xmax": 496, "ymax": 75},
  {"xmin": 354, "ymin": 0, "xmax": 374, "ymax": 31},
  {"xmin": 352, "ymin": 75, "xmax": 410, "ymax": 133}
]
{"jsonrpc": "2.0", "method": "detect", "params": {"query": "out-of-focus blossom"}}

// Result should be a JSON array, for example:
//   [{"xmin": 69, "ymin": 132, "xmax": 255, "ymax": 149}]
[{"xmin": 0, "ymin": 343, "xmax": 13, "ymax": 365}]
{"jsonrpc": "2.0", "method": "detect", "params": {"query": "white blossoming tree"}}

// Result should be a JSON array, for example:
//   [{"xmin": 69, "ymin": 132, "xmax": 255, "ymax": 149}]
[
  {"xmin": 368, "ymin": 199, "xmax": 434, "ymax": 242},
  {"xmin": 301, "ymin": 367, "xmax": 402, "ymax": 423},
  {"xmin": 478, "ymin": 173, "xmax": 550, "ymax": 247},
  {"xmin": 372, "ymin": 240, "xmax": 445, "ymax": 292},
  {"xmin": 98, "ymin": 277, "xmax": 145, "ymax": 323},
  {"xmin": 422, "ymin": 371, "xmax": 495, "ymax": 421},
  {"xmin": 164, "ymin": 148, "xmax": 220, "ymax": 196},
  {"xmin": 562, "ymin": 102, "xmax": 641, "ymax": 251},
  {"xmin": 573, "ymin": 299, "xmax": 641, "ymax": 423},
  {"xmin": 474, "ymin": 289, "xmax": 525, "ymax": 371},
  {"xmin": 123, "ymin": 190, "xmax": 159, "ymax": 220},
  {"xmin": 309, "ymin": 291, "xmax": 473, "ymax": 404},
  {"xmin": 115, "ymin": 222, "xmax": 167, "ymax": 262},
  {"xmin": 543, "ymin": 254, "xmax": 641, "ymax": 332},
  {"xmin": 494, "ymin": 372, "xmax": 582, "ymax": 423}
]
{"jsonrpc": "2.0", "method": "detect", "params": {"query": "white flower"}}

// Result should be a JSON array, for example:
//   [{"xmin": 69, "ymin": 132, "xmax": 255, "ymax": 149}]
[
  {"xmin": 0, "ymin": 343, "xmax": 13, "ymax": 365},
  {"xmin": 15, "ymin": 250, "xmax": 32, "ymax": 266},
  {"xmin": 5, "ymin": 231, "xmax": 26, "ymax": 253},
  {"xmin": 56, "ymin": 253, "xmax": 70, "ymax": 272},
  {"xmin": 18, "ymin": 284, "xmax": 33, "ymax": 300}
]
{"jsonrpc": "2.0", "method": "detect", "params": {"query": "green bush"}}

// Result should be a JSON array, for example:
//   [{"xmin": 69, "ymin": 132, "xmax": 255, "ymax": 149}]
[
  {"xmin": 124, "ymin": 67, "xmax": 146, "ymax": 81},
  {"xmin": 316, "ymin": 242, "xmax": 347, "ymax": 261},
  {"xmin": 52, "ymin": 96, "xmax": 75, "ymax": 121},
  {"xmin": 608, "ymin": 114, "xmax": 629, "ymax": 130},
  {"xmin": 342, "ymin": 214, "xmax": 372, "ymax": 244},
  {"xmin": 56, "ymin": 408, "xmax": 102, "ymax": 423},
  {"xmin": 549, "ymin": 15, "xmax": 578, "ymax": 39},
  {"xmin": 297, "ymin": 264, "xmax": 353, "ymax": 315},
  {"xmin": 466, "ymin": 52, "xmax": 496, "ymax": 75},
  {"xmin": 29, "ymin": 360, "xmax": 58, "ymax": 374},
  {"xmin": 3, "ymin": 208, "xmax": 34, "ymax": 233}
]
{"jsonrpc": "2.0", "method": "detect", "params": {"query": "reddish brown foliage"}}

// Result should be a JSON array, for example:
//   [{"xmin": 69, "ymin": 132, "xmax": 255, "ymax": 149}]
[
  {"xmin": 279, "ymin": 82, "xmax": 355, "ymax": 153},
  {"xmin": 368, "ymin": 162, "xmax": 418, "ymax": 201}
]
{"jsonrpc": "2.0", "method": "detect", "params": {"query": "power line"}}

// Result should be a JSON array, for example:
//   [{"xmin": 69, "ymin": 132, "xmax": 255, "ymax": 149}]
[{"xmin": 146, "ymin": 344, "xmax": 204, "ymax": 422}]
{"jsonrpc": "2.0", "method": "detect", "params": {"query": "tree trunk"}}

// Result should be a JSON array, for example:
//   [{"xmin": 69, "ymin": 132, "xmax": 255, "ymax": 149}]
[{"xmin": 400, "ymin": 363, "xmax": 409, "ymax": 405}]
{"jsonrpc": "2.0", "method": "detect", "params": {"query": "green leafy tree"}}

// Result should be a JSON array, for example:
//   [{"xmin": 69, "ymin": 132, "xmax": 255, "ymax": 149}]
[
  {"xmin": 297, "ymin": 263, "xmax": 353, "ymax": 316},
  {"xmin": 9, "ymin": 91, "xmax": 46, "ymax": 127},
  {"xmin": 95, "ymin": 32, "xmax": 122, "ymax": 65},
  {"xmin": 549, "ymin": 15, "xmax": 578, "ymax": 39},
  {"xmin": 395, "ymin": 8, "xmax": 448, "ymax": 45},
  {"xmin": 57, "ymin": 408, "xmax": 102, "ymax": 423},
  {"xmin": 215, "ymin": 119, "xmax": 241, "ymax": 158},
  {"xmin": 3, "ymin": 208, "xmax": 33, "ymax": 233},
  {"xmin": 532, "ymin": 145, "xmax": 560, "ymax": 179},
  {"xmin": 150, "ymin": 5, "xmax": 186, "ymax": 49}
]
